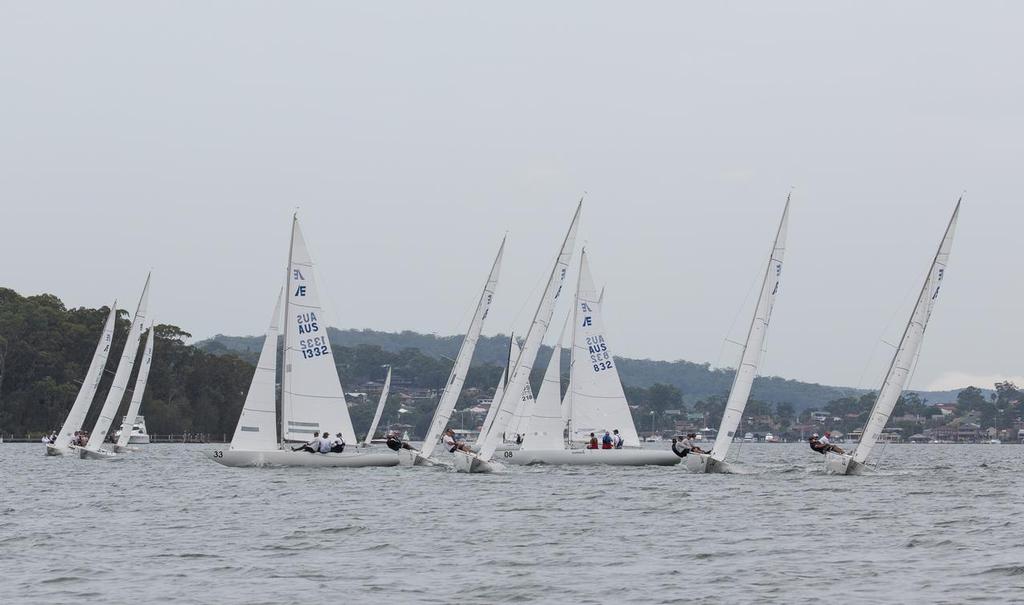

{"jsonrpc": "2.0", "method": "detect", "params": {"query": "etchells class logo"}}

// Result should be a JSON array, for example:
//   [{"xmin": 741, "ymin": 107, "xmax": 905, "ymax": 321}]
[{"xmin": 293, "ymin": 269, "xmax": 306, "ymax": 297}]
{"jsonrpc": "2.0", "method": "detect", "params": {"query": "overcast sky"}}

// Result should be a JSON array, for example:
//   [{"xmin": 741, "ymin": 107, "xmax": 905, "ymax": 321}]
[{"xmin": 2, "ymin": 2, "xmax": 1020, "ymax": 391}]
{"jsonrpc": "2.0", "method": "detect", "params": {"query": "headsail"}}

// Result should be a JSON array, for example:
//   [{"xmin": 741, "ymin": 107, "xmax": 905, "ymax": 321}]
[
  {"xmin": 479, "ymin": 200, "xmax": 581, "ymax": 461},
  {"xmin": 710, "ymin": 197, "xmax": 790, "ymax": 462},
  {"xmin": 521, "ymin": 317, "xmax": 568, "ymax": 451},
  {"xmin": 420, "ymin": 239, "xmax": 504, "ymax": 458},
  {"xmin": 116, "ymin": 325, "xmax": 155, "ymax": 449},
  {"xmin": 280, "ymin": 216, "xmax": 357, "ymax": 444},
  {"xmin": 474, "ymin": 333, "xmax": 515, "ymax": 447},
  {"xmin": 229, "ymin": 290, "xmax": 283, "ymax": 451},
  {"xmin": 566, "ymin": 251, "xmax": 639, "ymax": 447},
  {"xmin": 85, "ymin": 274, "xmax": 150, "ymax": 452},
  {"xmin": 362, "ymin": 366, "xmax": 392, "ymax": 445},
  {"xmin": 53, "ymin": 302, "xmax": 118, "ymax": 450},
  {"xmin": 852, "ymin": 200, "xmax": 960, "ymax": 465}
]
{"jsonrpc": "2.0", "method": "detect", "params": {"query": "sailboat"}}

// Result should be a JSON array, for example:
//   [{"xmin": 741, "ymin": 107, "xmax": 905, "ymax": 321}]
[
  {"xmin": 46, "ymin": 302, "xmax": 118, "ymax": 456},
  {"xmin": 686, "ymin": 197, "xmax": 790, "ymax": 473},
  {"xmin": 454, "ymin": 200, "xmax": 581, "ymax": 473},
  {"xmin": 213, "ymin": 216, "xmax": 397, "ymax": 467},
  {"xmin": 406, "ymin": 238, "xmax": 504, "ymax": 466},
  {"xmin": 358, "ymin": 366, "xmax": 392, "ymax": 447},
  {"xmin": 112, "ymin": 325, "xmax": 155, "ymax": 453},
  {"xmin": 826, "ymin": 199, "xmax": 960, "ymax": 475},
  {"xmin": 81, "ymin": 275, "xmax": 151, "ymax": 460},
  {"xmin": 504, "ymin": 250, "xmax": 679, "ymax": 466},
  {"xmin": 473, "ymin": 334, "xmax": 535, "ymax": 452}
]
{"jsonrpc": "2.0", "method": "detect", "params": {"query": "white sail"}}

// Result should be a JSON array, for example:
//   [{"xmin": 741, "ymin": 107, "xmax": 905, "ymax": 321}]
[
  {"xmin": 116, "ymin": 325, "xmax": 155, "ymax": 448},
  {"xmin": 474, "ymin": 334, "xmax": 515, "ymax": 447},
  {"xmin": 229, "ymin": 290, "xmax": 283, "ymax": 451},
  {"xmin": 362, "ymin": 366, "xmax": 392, "ymax": 445},
  {"xmin": 53, "ymin": 302, "xmax": 118, "ymax": 450},
  {"xmin": 710, "ymin": 198, "xmax": 790, "ymax": 462},
  {"xmin": 521, "ymin": 319, "xmax": 568, "ymax": 451},
  {"xmin": 504, "ymin": 381, "xmax": 536, "ymax": 441},
  {"xmin": 85, "ymin": 274, "xmax": 151, "ymax": 452},
  {"xmin": 280, "ymin": 216, "xmax": 357, "ymax": 444},
  {"xmin": 852, "ymin": 200, "xmax": 959, "ymax": 465},
  {"xmin": 420, "ymin": 240, "xmax": 504, "ymax": 458},
  {"xmin": 479, "ymin": 200, "xmax": 581, "ymax": 461},
  {"xmin": 566, "ymin": 251, "xmax": 639, "ymax": 447}
]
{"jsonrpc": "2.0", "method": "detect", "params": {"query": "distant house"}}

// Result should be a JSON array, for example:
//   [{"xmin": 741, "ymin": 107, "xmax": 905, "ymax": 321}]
[
  {"xmin": 811, "ymin": 411, "xmax": 829, "ymax": 423},
  {"xmin": 932, "ymin": 419, "xmax": 982, "ymax": 443},
  {"xmin": 933, "ymin": 403, "xmax": 957, "ymax": 417}
]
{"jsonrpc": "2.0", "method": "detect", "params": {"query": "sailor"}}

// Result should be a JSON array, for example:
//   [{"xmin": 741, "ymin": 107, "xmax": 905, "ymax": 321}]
[
  {"xmin": 386, "ymin": 432, "xmax": 415, "ymax": 452},
  {"xmin": 612, "ymin": 429, "xmax": 623, "ymax": 449},
  {"xmin": 40, "ymin": 434, "xmax": 50, "ymax": 444},
  {"xmin": 671, "ymin": 437, "xmax": 687, "ymax": 458},
  {"xmin": 586, "ymin": 432, "xmax": 599, "ymax": 449},
  {"xmin": 680, "ymin": 433, "xmax": 707, "ymax": 455},
  {"xmin": 329, "ymin": 432, "xmax": 346, "ymax": 453},
  {"xmin": 443, "ymin": 428, "xmax": 472, "ymax": 453},
  {"xmin": 318, "ymin": 431, "xmax": 333, "ymax": 454},
  {"xmin": 808, "ymin": 434, "xmax": 827, "ymax": 454},
  {"xmin": 819, "ymin": 432, "xmax": 845, "ymax": 455},
  {"xmin": 293, "ymin": 431, "xmax": 320, "ymax": 453},
  {"xmin": 515, "ymin": 433, "xmax": 524, "ymax": 445},
  {"xmin": 601, "ymin": 431, "xmax": 613, "ymax": 449}
]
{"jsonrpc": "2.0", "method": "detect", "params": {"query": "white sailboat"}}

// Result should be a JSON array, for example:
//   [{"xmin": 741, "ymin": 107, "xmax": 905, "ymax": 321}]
[
  {"xmin": 46, "ymin": 302, "xmax": 118, "ymax": 456},
  {"xmin": 81, "ymin": 275, "xmax": 151, "ymax": 460},
  {"xmin": 113, "ymin": 325, "xmax": 155, "ymax": 453},
  {"xmin": 213, "ymin": 217, "xmax": 397, "ymax": 467},
  {"xmin": 686, "ymin": 197, "xmax": 790, "ymax": 473},
  {"xmin": 454, "ymin": 200, "xmax": 581, "ymax": 473},
  {"xmin": 826, "ymin": 200, "xmax": 960, "ymax": 475},
  {"xmin": 474, "ymin": 335, "xmax": 535, "ymax": 451},
  {"xmin": 406, "ymin": 238, "xmax": 504, "ymax": 466},
  {"xmin": 359, "ymin": 365, "xmax": 392, "ymax": 447},
  {"xmin": 505, "ymin": 251, "xmax": 678, "ymax": 466}
]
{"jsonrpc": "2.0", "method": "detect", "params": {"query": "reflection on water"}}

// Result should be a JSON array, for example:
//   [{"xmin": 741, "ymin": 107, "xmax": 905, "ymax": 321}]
[{"xmin": 1, "ymin": 443, "xmax": 1021, "ymax": 603}]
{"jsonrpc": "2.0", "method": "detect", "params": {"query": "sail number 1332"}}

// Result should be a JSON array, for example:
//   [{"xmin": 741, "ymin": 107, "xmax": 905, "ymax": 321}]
[{"xmin": 300, "ymin": 336, "xmax": 329, "ymax": 359}]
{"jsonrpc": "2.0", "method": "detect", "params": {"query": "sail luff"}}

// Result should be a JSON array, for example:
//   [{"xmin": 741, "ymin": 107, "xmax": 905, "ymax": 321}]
[
  {"xmin": 420, "ymin": 239, "xmax": 504, "ymax": 458},
  {"xmin": 230, "ymin": 290, "xmax": 283, "ymax": 451},
  {"xmin": 479, "ymin": 200, "xmax": 581, "ymax": 461},
  {"xmin": 362, "ymin": 366, "xmax": 392, "ymax": 445},
  {"xmin": 85, "ymin": 274, "xmax": 151, "ymax": 451},
  {"xmin": 852, "ymin": 200, "xmax": 960, "ymax": 464},
  {"xmin": 54, "ymin": 302, "xmax": 118, "ymax": 449},
  {"xmin": 710, "ymin": 198, "xmax": 790, "ymax": 461},
  {"xmin": 116, "ymin": 325, "xmax": 155, "ymax": 448},
  {"xmin": 280, "ymin": 215, "xmax": 297, "ymax": 445}
]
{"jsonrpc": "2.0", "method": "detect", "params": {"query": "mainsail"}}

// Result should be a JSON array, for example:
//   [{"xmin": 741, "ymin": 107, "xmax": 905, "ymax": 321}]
[
  {"xmin": 852, "ymin": 200, "xmax": 960, "ymax": 465},
  {"xmin": 420, "ymin": 239, "xmax": 504, "ymax": 458},
  {"xmin": 116, "ymin": 325, "xmax": 155, "ymax": 449},
  {"xmin": 710, "ymin": 198, "xmax": 790, "ymax": 462},
  {"xmin": 53, "ymin": 302, "xmax": 118, "ymax": 450},
  {"xmin": 362, "ymin": 366, "xmax": 392, "ymax": 445},
  {"xmin": 229, "ymin": 291, "xmax": 283, "ymax": 451},
  {"xmin": 479, "ymin": 200, "xmax": 581, "ymax": 461},
  {"xmin": 521, "ymin": 318, "xmax": 568, "ymax": 451},
  {"xmin": 85, "ymin": 274, "xmax": 150, "ymax": 452},
  {"xmin": 566, "ymin": 250, "xmax": 639, "ymax": 447},
  {"xmin": 280, "ymin": 216, "xmax": 357, "ymax": 444}
]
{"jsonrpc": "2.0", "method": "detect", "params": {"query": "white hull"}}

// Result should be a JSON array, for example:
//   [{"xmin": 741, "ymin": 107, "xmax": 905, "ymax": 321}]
[
  {"xmin": 504, "ymin": 448, "xmax": 680, "ymax": 467},
  {"xmin": 45, "ymin": 444, "xmax": 79, "ymax": 457},
  {"xmin": 211, "ymin": 448, "xmax": 399, "ymax": 468},
  {"xmin": 824, "ymin": 452, "xmax": 865, "ymax": 475},
  {"xmin": 452, "ymin": 450, "xmax": 494, "ymax": 473},
  {"xmin": 397, "ymin": 448, "xmax": 436, "ymax": 467},
  {"xmin": 682, "ymin": 453, "xmax": 732, "ymax": 473},
  {"xmin": 127, "ymin": 434, "xmax": 150, "ymax": 444},
  {"xmin": 79, "ymin": 447, "xmax": 120, "ymax": 460}
]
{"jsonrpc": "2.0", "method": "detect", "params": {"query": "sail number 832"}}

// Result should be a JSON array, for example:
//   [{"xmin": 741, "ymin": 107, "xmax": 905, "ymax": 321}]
[
  {"xmin": 587, "ymin": 335, "xmax": 612, "ymax": 372},
  {"xmin": 300, "ymin": 336, "xmax": 329, "ymax": 359}
]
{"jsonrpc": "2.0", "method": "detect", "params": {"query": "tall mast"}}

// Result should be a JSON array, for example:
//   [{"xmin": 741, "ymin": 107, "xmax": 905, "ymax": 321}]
[{"xmin": 280, "ymin": 213, "xmax": 297, "ymax": 445}]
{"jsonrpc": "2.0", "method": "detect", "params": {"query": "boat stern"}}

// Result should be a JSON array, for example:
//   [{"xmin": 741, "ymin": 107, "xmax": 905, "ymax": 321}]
[
  {"xmin": 452, "ymin": 450, "xmax": 493, "ymax": 473},
  {"xmin": 824, "ymin": 452, "xmax": 857, "ymax": 475}
]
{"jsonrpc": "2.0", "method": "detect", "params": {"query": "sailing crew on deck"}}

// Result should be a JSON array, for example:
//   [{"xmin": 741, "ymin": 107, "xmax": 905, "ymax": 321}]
[
  {"xmin": 586, "ymin": 432, "xmax": 599, "ymax": 449},
  {"xmin": 293, "ymin": 431, "xmax": 320, "ymax": 453},
  {"xmin": 612, "ymin": 429, "xmax": 623, "ymax": 449},
  {"xmin": 680, "ymin": 433, "xmax": 707, "ymax": 455},
  {"xmin": 443, "ymin": 428, "xmax": 472, "ymax": 453},
  {"xmin": 318, "ymin": 432, "xmax": 333, "ymax": 454},
  {"xmin": 819, "ymin": 432, "xmax": 845, "ymax": 455},
  {"xmin": 386, "ymin": 432, "xmax": 414, "ymax": 452},
  {"xmin": 601, "ymin": 431, "xmax": 613, "ymax": 449},
  {"xmin": 671, "ymin": 437, "xmax": 687, "ymax": 458},
  {"xmin": 329, "ymin": 432, "xmax": 346, "ymax": 453}
]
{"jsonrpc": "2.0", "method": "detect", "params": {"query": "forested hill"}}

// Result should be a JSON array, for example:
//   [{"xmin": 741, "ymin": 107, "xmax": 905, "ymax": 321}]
[{"xmin": 199, "ymin": 328, "xmax": 871, "ymax": 409}]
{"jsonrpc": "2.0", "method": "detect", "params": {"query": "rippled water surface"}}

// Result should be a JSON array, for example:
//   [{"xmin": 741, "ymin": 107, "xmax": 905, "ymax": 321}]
[{"xmin": 1, "ymin": 443, "xmax": 1021, "ymax": 604}]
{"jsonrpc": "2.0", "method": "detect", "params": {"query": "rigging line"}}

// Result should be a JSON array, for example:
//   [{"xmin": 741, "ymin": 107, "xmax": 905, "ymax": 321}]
[
  {"xmin": 854, "ymin": 279, "xmax": 920, "ymax": 391},
  {"xmin": 715, "ymin": 256, "xmax": 766, "ymax": 370}
]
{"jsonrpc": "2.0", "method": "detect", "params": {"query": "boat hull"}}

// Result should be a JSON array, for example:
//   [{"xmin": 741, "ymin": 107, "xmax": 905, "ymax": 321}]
[
  {"xmin": 504, "ymin": 448, "xmax": 680, "ymax": 467},
  {"xmin": 452, "ymin": 450, "xmax": 494, "ymax": 473},
  {"xmin": 45, "ymin": 444, "xmax": 77, "ymax": 457},
  {"xmin": 79, "ymin": 447, "xmax": 120, "ymax": 460},
  {"xmin": 397, "ymin": 448, "xmax": 436, "ymax": 467},
  {"xmin": 682, "ymin": 452, "xmax": 732, "ymax": 473},
  {"xmin": 211, "ymin": 448, "xmax": 399, "ymax": 468},
  {"xmin": 824, "ymin": 452, "xmax": 865, "ymax": 475}
]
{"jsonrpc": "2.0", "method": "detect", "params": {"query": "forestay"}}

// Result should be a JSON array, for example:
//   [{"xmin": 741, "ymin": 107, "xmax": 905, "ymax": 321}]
[
  {"xmin": 229, "ymin": 291, "xmax": 283, "ymax": 451},
  {"xmin": 420, "ymin": 239, "xmax": 504, "ymax": 458},
  {"xmin": 521, "ymin": 317, "xmax": 568, "ymax": 451},
  {"xmin": 710, "ymin": 198, "xmax": 790, "ymax": 462},
  {"xmin": 362, "ymin": 366, "xmax": 392, "ymax": 445},
  {"xmin": 85, "ymin": 274, "xmax": 151, "ymax": 452},
  {"xmin": 566, "ymin": 251, "xmax": 639, "ymax": 447},
  {"xmin": 116, "ymin": 326, "xmax": 155, "ymax": 449},
  {"xmin": 479, "ymin": 200, "xmax": 581, "ymax": 461},
  {"xmin": 852, "ymin": 200, "xmax": 960, "ymax": 465},
  {"xmin": 53, "ymin": 302, "xmax": 117, "ymax": 450},
  {"xmin": 280, "ymin": 217, "xmax": 357, "ymax": 444}
]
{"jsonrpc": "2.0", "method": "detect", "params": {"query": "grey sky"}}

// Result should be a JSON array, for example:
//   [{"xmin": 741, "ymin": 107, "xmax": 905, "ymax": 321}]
[{"xmin": 2, "ymin": 2, "xmax": 1020, "ymax": 391}]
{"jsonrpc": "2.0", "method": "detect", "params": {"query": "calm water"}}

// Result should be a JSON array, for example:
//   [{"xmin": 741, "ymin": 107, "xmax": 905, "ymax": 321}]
[{"xmin": 1, "ymin": 443, "xmax": 1021, "ymax": 604}]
